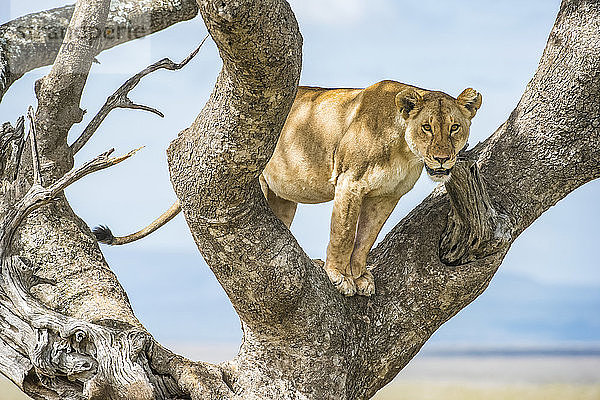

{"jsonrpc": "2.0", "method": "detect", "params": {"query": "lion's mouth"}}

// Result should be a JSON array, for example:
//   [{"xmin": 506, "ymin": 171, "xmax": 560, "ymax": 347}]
[{"xmin": 425, "ymin": 165, "xmax": 452, "ymax": 177}]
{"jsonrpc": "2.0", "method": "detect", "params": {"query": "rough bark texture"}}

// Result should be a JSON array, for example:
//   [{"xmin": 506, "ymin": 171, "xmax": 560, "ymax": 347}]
[
  {"xmin": 0, "ymin": 0, "xmax": 599, "ymax": 399},
  {"xmin": 0, "ymin": 0, "xmax": 199, "ymax": 102},
  {"xmin": 0, "ymin": 1, "xmax": 226, "ymax": 399}
]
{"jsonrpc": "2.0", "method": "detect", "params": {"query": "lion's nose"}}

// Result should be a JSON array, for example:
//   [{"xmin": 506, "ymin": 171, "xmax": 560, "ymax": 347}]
[{"xmin": 433, "ymin": 156, "xmax": 450, "ymax": 166}]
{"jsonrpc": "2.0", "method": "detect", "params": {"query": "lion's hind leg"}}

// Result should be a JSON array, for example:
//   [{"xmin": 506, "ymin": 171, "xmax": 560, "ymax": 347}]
[{"xmin": 260, "ymin": 175, "xmax": 298, "ymax": 229}]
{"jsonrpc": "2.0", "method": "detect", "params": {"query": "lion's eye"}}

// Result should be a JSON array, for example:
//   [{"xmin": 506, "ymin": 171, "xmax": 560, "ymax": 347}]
[
  {"xmin": 422, "ymin": 124, "xmax": 432, "ymax": 132},
  {"xmin": 450, "ymin": 124, "xmax": 460, "ymax": 133}
]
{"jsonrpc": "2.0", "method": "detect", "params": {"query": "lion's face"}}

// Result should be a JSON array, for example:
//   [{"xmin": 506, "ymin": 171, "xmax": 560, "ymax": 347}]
[{"xmin": 396, "ymin": 88, "xmax": 482, "ymax": 182}]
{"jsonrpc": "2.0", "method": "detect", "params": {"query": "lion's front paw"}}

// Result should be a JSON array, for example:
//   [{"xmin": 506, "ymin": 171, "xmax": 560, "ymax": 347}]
[
  {"xmin": 355, "ymin": 270, "xmax": 375, "ymax": 296},
  {"xmin": 335, "ymin": 275, "xmax": 357, "ymax": 297},
  {"xmin": 324, "ymin": 265, "xmax": 357, "ymax": 297}
]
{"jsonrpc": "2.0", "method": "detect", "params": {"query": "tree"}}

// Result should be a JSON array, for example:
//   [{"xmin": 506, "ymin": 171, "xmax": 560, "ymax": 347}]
[{"xmin": 0, "ymin": 0, "xmax": 598, "ymax": 398}]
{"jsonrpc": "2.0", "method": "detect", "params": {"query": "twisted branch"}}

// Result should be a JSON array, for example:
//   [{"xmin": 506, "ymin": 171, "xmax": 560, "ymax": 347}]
[{"xmin": 1, "ymin": 104, "xmax": 142, "ymax": 258}]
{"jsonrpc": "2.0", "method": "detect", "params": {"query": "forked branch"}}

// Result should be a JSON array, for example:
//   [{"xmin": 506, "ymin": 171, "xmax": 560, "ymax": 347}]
[
  {"xmin": 0, "ymin": 109, "xmax": 142, "ymax": 257},
  {"xmin": 70, "ymin": 35, "xmax": 210, "ymax": 155}
]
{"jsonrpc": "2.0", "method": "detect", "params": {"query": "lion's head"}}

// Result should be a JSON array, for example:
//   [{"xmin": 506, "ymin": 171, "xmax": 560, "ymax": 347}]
[{"xmin": 396, "ymin": 87, "xmax": 482, "ymax": 182}]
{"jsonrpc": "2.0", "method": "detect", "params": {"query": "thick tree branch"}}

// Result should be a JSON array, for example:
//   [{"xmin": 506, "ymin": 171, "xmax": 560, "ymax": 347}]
[
  {"xmin": 30, "ymin": 0, "xmax": 110, "ymax": 185},
  {"xmin": 167, "ymin": 0, "xmax": 306, "ymax": 328},
  {"xmin": 1, "ymin": 253, "xmax": 231, "ymax": 399},
  {"xmin": 1, "ymin": 256, "xmax": 153, "ymax": 399},
  {"xmin": 0, "ymin": 0, "xmax": 199, "ymax": 103}
]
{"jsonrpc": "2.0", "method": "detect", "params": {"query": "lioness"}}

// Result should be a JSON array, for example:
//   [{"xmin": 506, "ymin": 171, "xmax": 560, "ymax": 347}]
[{"xmin": 94, "ymin": 80, "xmax": 482, "ymax": 297}]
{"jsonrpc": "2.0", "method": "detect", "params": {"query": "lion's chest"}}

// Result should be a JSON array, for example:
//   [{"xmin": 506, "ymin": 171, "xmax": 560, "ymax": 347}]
[{"xmin": 365, "ymin": 156, "xmax": 423, "ymax": 198}]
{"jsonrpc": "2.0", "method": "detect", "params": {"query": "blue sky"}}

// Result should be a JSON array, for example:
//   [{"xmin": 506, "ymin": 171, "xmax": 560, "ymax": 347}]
[{"xmin": 1, "ymin": 1, "xmax": 598, "ymax": 360}]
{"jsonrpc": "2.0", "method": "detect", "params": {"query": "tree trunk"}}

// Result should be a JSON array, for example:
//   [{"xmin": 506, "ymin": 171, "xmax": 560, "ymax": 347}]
[{"xmin": 0, "ymin": 0, "xmax": 599, "ymax": 399}]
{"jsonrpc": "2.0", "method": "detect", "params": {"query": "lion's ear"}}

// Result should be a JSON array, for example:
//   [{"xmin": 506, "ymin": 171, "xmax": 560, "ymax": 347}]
[
  {"xmin": 457, "ymin": 88, "xmax": 482, "ymax": 119},
  {"xmin": 395, "ymin": 88, "xmax": 423, "ymax": 120}
]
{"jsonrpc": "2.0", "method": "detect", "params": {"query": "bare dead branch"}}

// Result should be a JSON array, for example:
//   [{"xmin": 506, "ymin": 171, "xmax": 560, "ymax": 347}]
[
  {"xmin": 70, "ymin": 35, "xmax": 210, "ymax": 155},
  {"xmin": 0, "ymin": 146, "xmax": 141, "ymax": 256},
  {"xmin": 167, "ymin": 0, "xmax": 306, "ymax": 330},
  {"xmin": 26, "ymin": 107, "xmax": 42, "ymax": 187}
]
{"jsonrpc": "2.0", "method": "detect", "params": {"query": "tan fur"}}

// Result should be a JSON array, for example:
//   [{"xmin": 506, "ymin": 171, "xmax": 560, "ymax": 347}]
[
  {"xmin": 107, "ymin": 201, "xmax": 181, "ymax": 245},
  {"xmin": 99, "ymin": 80, "xmax": 482, "ymax": 297}
]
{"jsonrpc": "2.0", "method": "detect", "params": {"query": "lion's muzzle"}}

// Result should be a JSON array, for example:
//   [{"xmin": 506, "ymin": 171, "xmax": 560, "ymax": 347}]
[
  {"xmin": 425, "ymin": 164, "xmax": 453, "ymax": 177},
  {"xmin": 424, "ymin": 154, "xmax": 455, "ymax": 179}
]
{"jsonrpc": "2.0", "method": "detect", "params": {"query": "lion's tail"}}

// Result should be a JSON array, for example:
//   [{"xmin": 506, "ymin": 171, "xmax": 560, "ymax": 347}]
[{"xmin": 93, "ymin": 200, "xmax": 182, "ymax": 245}]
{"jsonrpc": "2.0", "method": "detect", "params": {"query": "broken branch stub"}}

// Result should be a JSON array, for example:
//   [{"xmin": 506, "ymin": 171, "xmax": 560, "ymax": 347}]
[{"xmin": 440, "ymin": 157, "xmax": 512, "ymax": 265}]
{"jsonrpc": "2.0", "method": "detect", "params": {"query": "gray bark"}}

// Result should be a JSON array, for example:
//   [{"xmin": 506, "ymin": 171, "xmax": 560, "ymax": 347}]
[
  {"xmin": 0, "ymin": 0, "xmax": 199, "ymax": 102},
  {"xmin": 0, "ymin": 0, "xmax": 599, "ymax": 399}
]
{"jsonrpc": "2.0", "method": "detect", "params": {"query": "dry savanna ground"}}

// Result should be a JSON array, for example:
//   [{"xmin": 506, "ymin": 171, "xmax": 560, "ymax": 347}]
[
  {"xmin": 373, "ymin": 382, "xmax": 600, "ymax": 400},
  {"xmin": 373, "ymin": 355, "xmax": 600, "ymax": 399},
  {"xmin": 1, "ymin": 355, "xmax": 599, "ymax": 399},
  {"xmin": 1, "ymin": 377, "xmax": 599, "ymax": 399}
]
